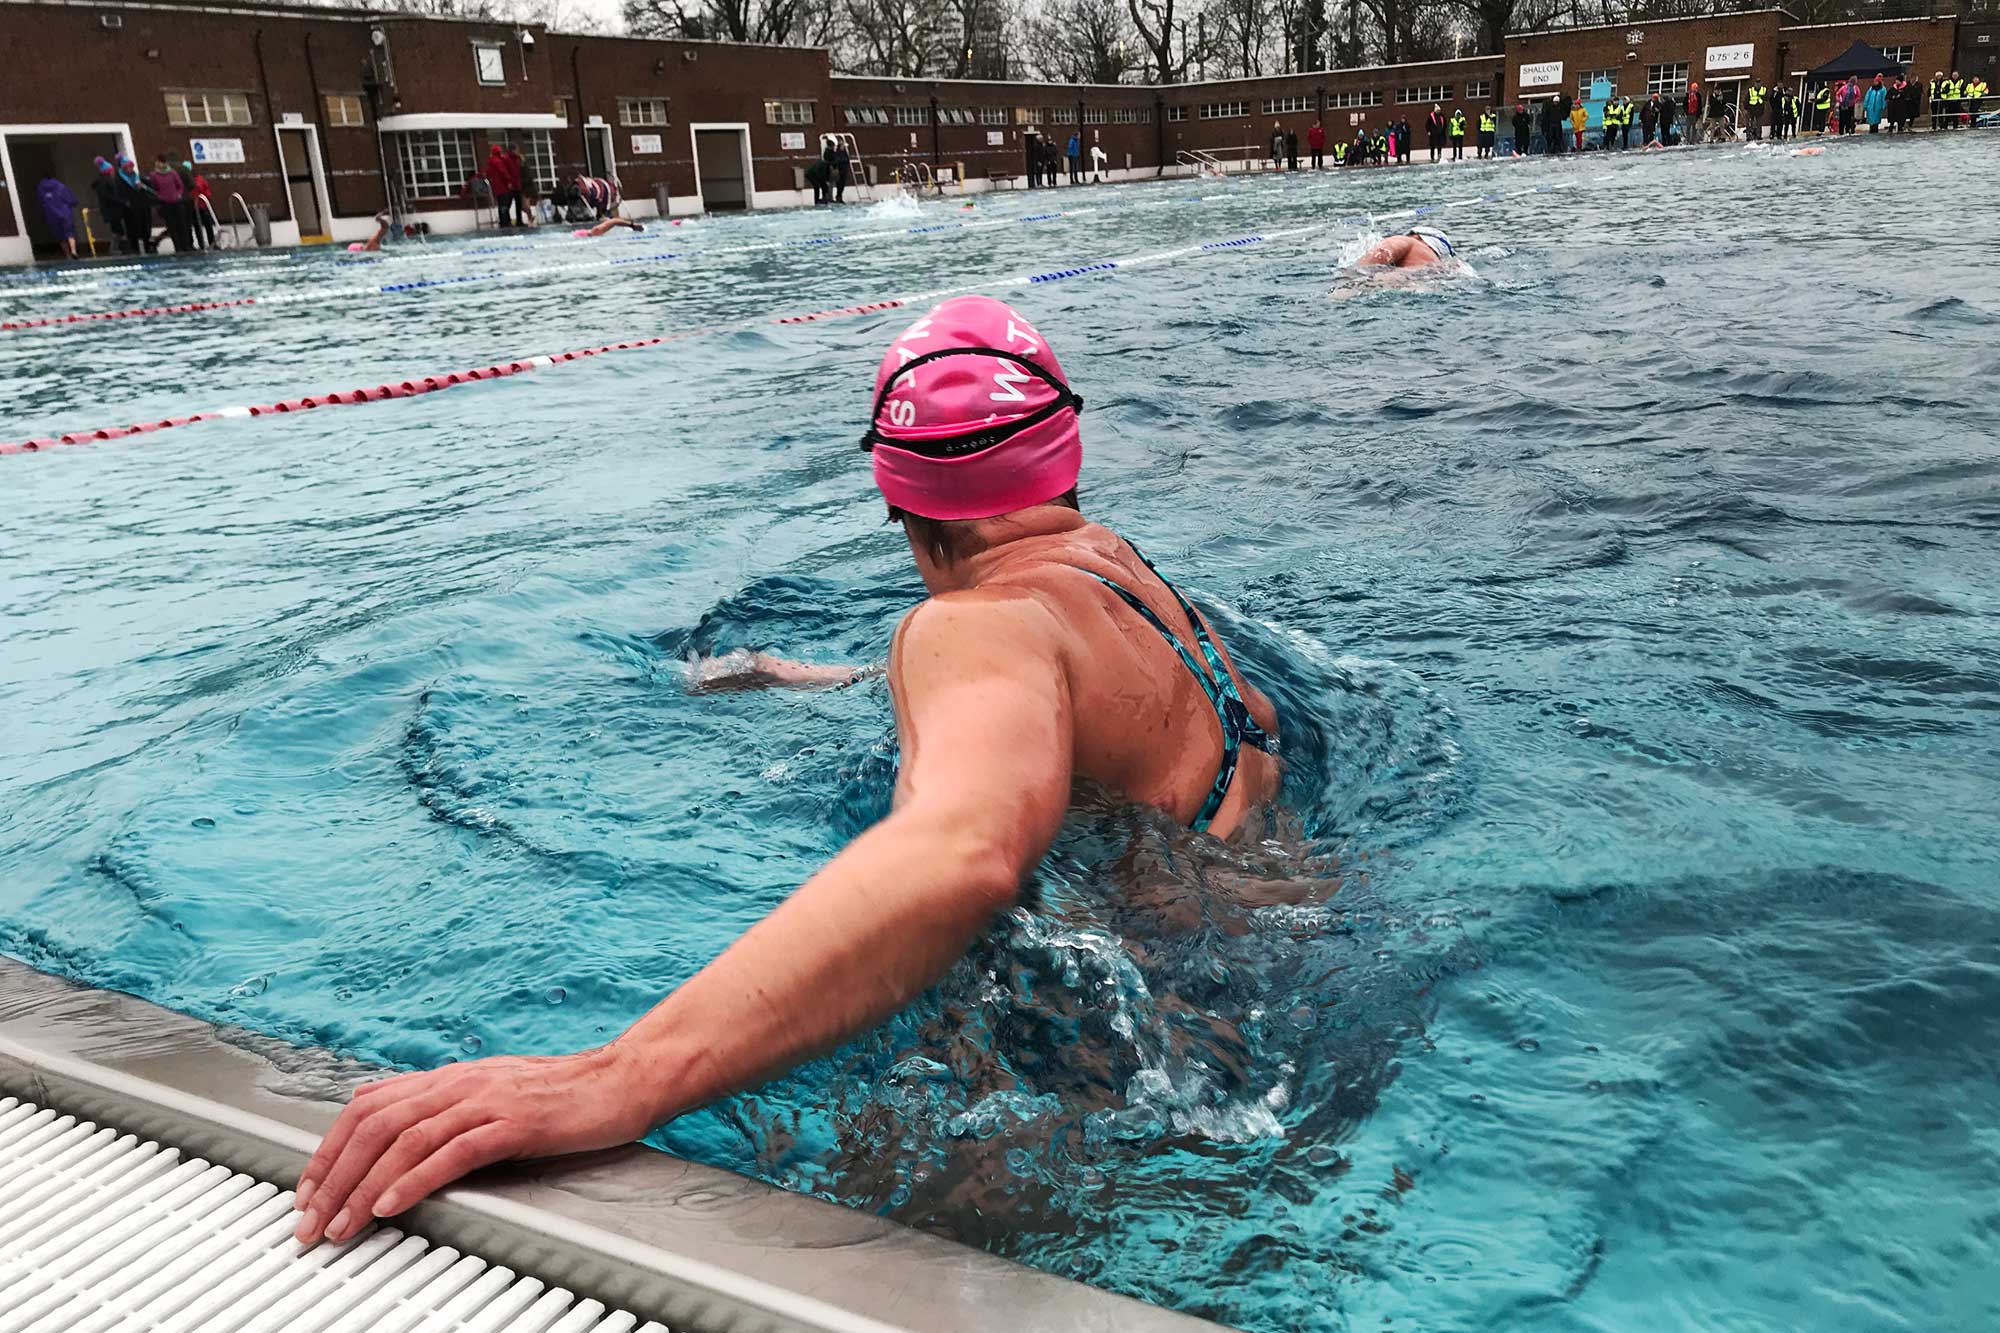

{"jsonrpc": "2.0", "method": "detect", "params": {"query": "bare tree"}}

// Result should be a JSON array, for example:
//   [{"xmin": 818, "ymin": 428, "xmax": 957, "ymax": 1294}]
[
  {"xmin": 624, "ymin": 0, "xmax": 840, "ymax": 43},
  {"xmin": 1209, "ymin": 0, "xmax": 1273, "ymax": 76},
  {"xmin": 1023, "ymin": 0, "xmax": 1139, "ymax": 82},
  {"xmin": 842, "ymin": 0, "xmax": 947, "ymax": 73},
  {"xmin": 1125, "ymin": 0, "xmax": 1187, "ymax": 82}
]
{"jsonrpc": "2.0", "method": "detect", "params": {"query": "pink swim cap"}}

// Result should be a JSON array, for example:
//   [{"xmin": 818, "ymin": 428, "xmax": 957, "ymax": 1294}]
[
  {"xmin": 865, "ymin": 295, "xmax": 1082, "ymax": 521},
  {"xmin": 346, "ymin": 242, "xmax": 365, "ymax": 252}
]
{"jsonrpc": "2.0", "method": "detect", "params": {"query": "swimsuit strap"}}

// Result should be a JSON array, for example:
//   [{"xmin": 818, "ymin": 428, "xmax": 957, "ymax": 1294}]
[{"xmin": 1076, "ymin": 542, "xmax": 1271, "ymax": 832}]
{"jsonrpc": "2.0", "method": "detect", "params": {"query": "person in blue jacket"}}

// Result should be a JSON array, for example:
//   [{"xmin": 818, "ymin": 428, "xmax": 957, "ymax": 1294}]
[
  {"xmin": 1066, "ymin": 131, "xmax": 1081, "ymax": 184},
  {"xmin": 1862, "ymin": 75, "xmax": 1888, "ymax": 131}
]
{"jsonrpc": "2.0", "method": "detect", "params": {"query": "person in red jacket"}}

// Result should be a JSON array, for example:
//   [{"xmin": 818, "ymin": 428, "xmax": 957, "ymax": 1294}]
[
  {"xmin": 1306, "ymin": 120, "xmax": 1326, "ymax": 169},
  {"xmin": 479, "ymin": 143, "xmax": 520, "ymax": 226}
]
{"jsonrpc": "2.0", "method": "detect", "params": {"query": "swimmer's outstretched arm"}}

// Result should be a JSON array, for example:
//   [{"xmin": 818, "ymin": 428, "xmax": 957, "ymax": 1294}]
[
  {"xmin": 686, "ymin": 648, "xmax": 878, "ymax": 692},
  {"xmin": 291, "ymin": 595, "xmax": 1071, "ymax": 1243}
]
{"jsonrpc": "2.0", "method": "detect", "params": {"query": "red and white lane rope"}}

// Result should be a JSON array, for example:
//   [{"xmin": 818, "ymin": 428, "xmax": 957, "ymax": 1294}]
[{"xmin": 0, "ymin": 339, "xmax": 664, "ymax": 455}]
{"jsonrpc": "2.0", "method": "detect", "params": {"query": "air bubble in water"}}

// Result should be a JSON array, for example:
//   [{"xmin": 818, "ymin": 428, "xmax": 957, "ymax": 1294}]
[
  {"xmin": 544, "ymin": 986, "xmax": 566, "ymax": 1005},
  {"xmin": 1005, "ymin": 1148, "xmax": 1033, "ymax": 1176},
  {"xmin": 191, "ymin": 817, "xmax": 216, "ymax": 830},
  {"xmin": 461, "ymin": 1034, "xmax": 483, "ymax": 1054},
  {"xmin": 1516, "ymin": 1037, "xmax": 1541, "ymax": 1052},
  {"xmin": 229, "ymin": 974, "xmax": 269, "ymax": 999}
]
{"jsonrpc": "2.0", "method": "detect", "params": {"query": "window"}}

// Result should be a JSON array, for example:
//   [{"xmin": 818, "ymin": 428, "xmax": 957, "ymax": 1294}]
[
  {"xmin": 1882, "ymin": 45, "xmax": 1914, "ymax": 66},
  {"xmin": 1199, "ymin": 100, "xmax": 1249, "ymax": 119},
  {"xmin": 1082, "ymin": 107, "xmax": 1107, "ymax": 124},
  {"xmin": 1397, "ymin": 84, "xmax": 1452, "ymax": 104},
  {"xmin": 1467, "ymin": 79, "xmax": 1492, "ymax": 101},
  {"xmin": 496, "ymin": 129, "xmax": 556, "ymax": 193},
  {"xmin": 764, "ymin": 99, "xmax": 814, "ymax": 126},
  {"xmin": 1113, "ymin": 106, "xmax": 1150, "ymax": 124},
  {"xmin": 395, "ymin": 129, "xmax": 475, "ymax": 200},
  {"xmin": 893, "ymin": 104, "xmax": 927, "ymax": 126},
  {"xmin": 842, "ymin": 105, "xmax": 889, "ymax": 125},
  {"xmin": 620, "ymin": 97, "xmax": 668, "ymax": 127},
  {"xmin": 164, "ymin": 91, "xmax": 252, "ymax": 128},
  {"xmin": 1646, "ymin": 62, "xmax": 1689, "ymax": 96},
  {"xmin": 1578, "ymin": 68, "xmax": 1617, "ymax": 99},
  {"xmin": 473, "ymin": 42, "xmax": 505, "ymax": 86},
  {"xmin": 322, "ymin": 94, "xmax": 365, "ymax": 127},
  {"xmin": 1263, "ymin": 94, "xmax": 1313, "ymax": 114},
  {"xmin": 1044, "ymin": 105, "xmax": 1076, "ymax": 124},
  {"xmin": 1167, "ymin": 105, "xmax": 1188, "ymax": 122},
  {"xmin": 1327, "ymin": 90, "xmax": 1381, "ymax": 108},
  {"xmin": 979, "ymin": 106, "xmax": 1007, "ymax": 124},
  {"xmin": 1013, "ymin": 107, "xmax": 1034, "ymax": 124},
  {"xmin": 939, "ymin": 107, "xmax": 975, "ymax": 126}
]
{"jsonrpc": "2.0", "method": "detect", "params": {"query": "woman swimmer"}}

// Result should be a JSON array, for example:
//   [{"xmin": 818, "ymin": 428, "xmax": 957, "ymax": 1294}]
[
  {"xmin": 1355, "ymin": 225, "xmax": 1456, "ymax": 269},
  {"xmin": 291, "ymin": 295, "xmax": 1284, "ymax": 1244}
]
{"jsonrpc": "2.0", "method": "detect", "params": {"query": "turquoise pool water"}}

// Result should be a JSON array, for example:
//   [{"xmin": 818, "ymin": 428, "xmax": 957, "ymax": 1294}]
[{"xmin": 4, "ymin": 136, "xmax": 1998, "ymax": 1331}]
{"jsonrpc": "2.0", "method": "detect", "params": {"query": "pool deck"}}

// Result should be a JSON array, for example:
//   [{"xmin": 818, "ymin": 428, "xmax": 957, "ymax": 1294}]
[{"xmin": 0, "ymin": 958, "xmax": 1234, "ymax": 1333}]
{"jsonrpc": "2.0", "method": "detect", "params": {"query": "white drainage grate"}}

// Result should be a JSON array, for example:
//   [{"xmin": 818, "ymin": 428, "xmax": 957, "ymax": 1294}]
[{"xmin": 0, "ymin": 1094, "xmax": 666, "ymax": 1333}]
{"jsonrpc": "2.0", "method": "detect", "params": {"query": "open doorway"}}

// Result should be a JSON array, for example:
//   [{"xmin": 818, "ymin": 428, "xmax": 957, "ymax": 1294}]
[
  {"xmin": 1, "ymin": 125, "xmax": 131, "ymax": 259},
  {"xmin": 274, "ymin": 124, "xmax": 331, "ymax": 243},
  {"xmin": 690, "ymin": 124, "xmax": 750, "ymax": 211},
  {"xmin": 582, "ymin": 121, "xmax": 616, "ymax": 182}
]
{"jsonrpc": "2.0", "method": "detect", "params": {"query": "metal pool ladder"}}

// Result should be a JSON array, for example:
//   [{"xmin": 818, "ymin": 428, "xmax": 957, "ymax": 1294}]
[{"xmin": 0, "ymin": 1093, "xmax": 662, "ymax": 1333}]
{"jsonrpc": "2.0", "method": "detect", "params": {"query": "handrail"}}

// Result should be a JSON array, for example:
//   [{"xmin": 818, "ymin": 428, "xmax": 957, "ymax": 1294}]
[
  {"xmin": 195, "ymin": 193, "xmax": 228, "ymax": 249},
  {"xmin": 228, "ymin": 190, "xmax": 255, "ymax": 247}
]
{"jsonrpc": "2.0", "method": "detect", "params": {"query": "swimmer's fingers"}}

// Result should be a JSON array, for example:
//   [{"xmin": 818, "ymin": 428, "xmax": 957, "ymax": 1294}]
[
  {"xmin": 295, "ymin": 1079, "xmax": 453, "ymax": 1241},
  {"xmin": 324, "ymin": 1105, "xmax": 505, "ymax": 1241}
]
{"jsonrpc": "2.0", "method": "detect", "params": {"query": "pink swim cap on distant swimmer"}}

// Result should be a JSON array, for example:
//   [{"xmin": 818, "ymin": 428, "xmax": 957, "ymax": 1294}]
[{"xmin": 863, "ymin": 295, "xmax": 1083, "ymax": 521}]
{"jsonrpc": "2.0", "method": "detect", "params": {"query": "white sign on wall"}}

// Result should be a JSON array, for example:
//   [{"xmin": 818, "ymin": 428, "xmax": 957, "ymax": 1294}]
[
  {"xmin": 779, "ymin": 131, "xmax": 805, "ymax": 149},
  {"xmin": 189, "ymin": 138, "xmax": 245, "ymax": 164},
  {"xmin": 986, "ymin": 129, "xmax": 1004, "ymax": 145},
  {"xmin": 1706, "ymin": 43, "xmax": 1754, "ymax": 71},
  {"xmin": 1519, "ymin": 60, "xmax": 1564, "ymax": 88},
  {"xmin": 630, "ymin": 133, "xmax": 662, "ymax": 154}
]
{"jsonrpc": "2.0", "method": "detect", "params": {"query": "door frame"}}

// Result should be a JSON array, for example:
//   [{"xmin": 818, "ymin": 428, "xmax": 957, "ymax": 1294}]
[
  {"xmin": 0, "ymin": 121, "xmax": 134, "ymax": 263},
  {"xmin": 688, "ymin": 122, "xmax": 753, "ymax": 212},
  {"xmin": 583, "ymin": 118, "xmax": 618, "ymax": 190},
  {"xmin": 272, "ymin": 121, "xmax": 332, "ymax": 241}
]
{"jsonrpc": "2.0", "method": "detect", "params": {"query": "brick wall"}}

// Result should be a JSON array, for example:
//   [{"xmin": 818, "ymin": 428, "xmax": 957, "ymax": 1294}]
[
  {"xmin": 1778, "ymin": 16, "xmax": 1960, "ymax": 82},
  {"xmin": 1507, "ymin": 11, "xmax": 1782, "ymax": 101},
  {"xmin": 1158, "ymin": 58, "xmax": 1504, "ymax": 162}
]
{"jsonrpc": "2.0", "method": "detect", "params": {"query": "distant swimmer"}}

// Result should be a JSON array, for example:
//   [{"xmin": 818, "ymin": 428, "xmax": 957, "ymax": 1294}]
[
  {"xmin": 1355, "ymin": 225, "xmax": 1456, "ymax": 269},
  {"xmin": 289, "ymin": 294, "xmax": 1284, "ymax": 1244},
  {"xmin": 1790, "ymin": 146, "xmax": 1827, "ymax": 156},
  {"xmin": 573, "ymin": 217, "xmax": 644, "ymax": 237},
  {"xmin": 347, "ymin": 210, "xmax": 402, "ymax": 252}
]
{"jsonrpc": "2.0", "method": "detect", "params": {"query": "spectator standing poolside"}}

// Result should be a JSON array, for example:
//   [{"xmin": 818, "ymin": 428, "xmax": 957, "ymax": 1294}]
[
  {"xmin": 1838, "ymin": 77, "xmax": 1859, "ymax": 134},
  {"xmin": 1864, "ymin": 75, "xmax": 1887, "ymax": 132},
  {"xmin": 1427, "ymin": 105, "xmax": 1446, "ymax": 162},
  {"xmin": 146, "ymin": 154, "xmax": 191, "ymax": 252},
  {"xmin": 1641, "ymin": 95, "xmax": 1660, "ymax": 145},
  {"xmin": 1066, "ymin": 132, "xmax": 1081, "ymax": 184},
  {"xmin": 1477, "ymin": 108, "xmax": 1496, "ymax": 158},
  {"xmin": 1448, "ymin": 107, "xmax": 1467, "ymax": 159},
  {"xmin": 1307, "ymin": 120, "xmax": 1325, "ymax": 169},
  {"xmin": 1512, "ymin": 102, "xmax": 1531, "ymax": 155},
  {"xmin": 1569, "ymin": 100, "xmax": 1587, "ymax": 151},
  {"xmin": 1269, "ymin": 123, "xmax": 1284, "ymax": 169},
  {"xmin": 1286, "ymin": 128, "xmax": 1299, "ymax": 171},
  {"xmin": 37, "ymin": 173, "xmax": 78, "ymax": 259},
  {"xmin": 89, "ymin": 157, "xmax": 126, "ymax": 253}
]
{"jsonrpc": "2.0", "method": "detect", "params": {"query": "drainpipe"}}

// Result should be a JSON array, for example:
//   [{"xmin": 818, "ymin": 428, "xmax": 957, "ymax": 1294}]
[
  {"xmin": 570, "ymin": 45, "xmax": 587, "ymax": 175},
  {"xmin": 303, "ymin": 32, "xmax": 342, "ymax": 217},
  {"xmin": 1154, "ymin": 94, "xmax": 1165, "ymax": 176},
  {"xmin": 930, "ymin": 92, "xmax": 940, "ymax": 165},
  {"xmin": 252, "ymin": 29, "xmax": 291, "ymax": 222}
]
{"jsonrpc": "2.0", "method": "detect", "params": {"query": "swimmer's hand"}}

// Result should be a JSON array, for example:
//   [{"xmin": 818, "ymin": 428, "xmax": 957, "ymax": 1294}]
[
  {"xmin": 686, "ymin": 649, "xmax": 877, "ymax": 693},
  {"xmin": 291, "ymin": 1046, "xmax": 652, "ymax": 1244}
]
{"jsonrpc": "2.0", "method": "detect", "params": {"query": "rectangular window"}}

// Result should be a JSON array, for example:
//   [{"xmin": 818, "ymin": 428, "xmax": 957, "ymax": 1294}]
[
  {"xmin": 496, "ymin": 129, "xmax": 556, "ymax": 193},
  {"xmin": 893, "ymin": 104, "xmax": 928, "ymax": 126},
  {"xmin": 1262, "ymin": 95, "xmax": 1312, "ymax": 114},
  {"xmin": 1167, "ymin": 105, "xmax": 1188, "ymax": 122},
  {"xmin": 1199, "ymin": 101, "xmax": 1249, "ymax": 119},
  {"xmin": 1881, "ymin": 45, "xmax": 1914, "ymax": 66},
  {"xmin": 1646, "ymin": 62, "xmax": 1689, "ymax": 97},
  {"xmin": 764, "ymin": 99, "xmax": 815, "ymax": 126},
  {"xmin": 619, "ymin": 97, "xmax": 668, "ymax": 127},
  {"xmin": 394, "ymin": 129, "xmax": 476, "ymax": 200},
  {"xmin": 1112, "ymin": 106, "xmax": 1150, "ymax": 124},
  {"xmin": 473, "ymin": 42, "xmax": 506, "ymax": 86},
  {"xmin": 1467, "ymin": 79, "xmax": 1492, "ymax": 101},
  {"xmin": 164, "ymin": 90, "xmax": 253, "ymax": 128},
  {"xmin": 1044, "ymin": 105, "xmax": 1076, "ymax": 124},
  {"xmin": 939, "ymin": 107, "xmax": 975, "ymax": 126},
  {"xmin": 1013, "ymin": 107, "xmax": 1034, "ymax": 124},
  {"xmin": 1327, "ymin": 90, "xmax": 1381, "ymax": 109},
  {"xmin": 1578, "ymin": 68, "xmax": 1617, "ymax": 99},
  {"xmin": 841, "ymin": 106, "xmax": 889, "ymax": 125},
  {"xmin": 1082, "ymin": 107, "xmax": 1107, "ymax": 124},
  {"xmin": 979, "ymin": 106, "xmax": 1007, "ymax": 124},
  {"xmin": 1396, "ymin": 84, "xmax": 1452, "ymax": 104},
  {"xmin": 323, "ymin": 94, "xmax": 365, "ymax": 128}
]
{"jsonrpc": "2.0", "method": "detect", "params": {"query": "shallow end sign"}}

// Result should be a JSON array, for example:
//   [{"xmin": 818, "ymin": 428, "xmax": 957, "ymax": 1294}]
[
  {"xmin": 1519, "ymin": 61, "xmax": 1563, "ymax": 89},
  {"xmin": 1707, "ymin": 43, "xmax": 1754, "ymax": 72},
  {"xmin": 189, "ymin": 138, "xmax": 245, "ymax": 164}
]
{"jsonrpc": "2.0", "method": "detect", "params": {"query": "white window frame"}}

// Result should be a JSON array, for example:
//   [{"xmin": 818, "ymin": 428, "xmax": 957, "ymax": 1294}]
[
  {"xmin": 394, "ymin": 128, "xmax": 476, "ymax": 200},
  {"xmin": 496, "ymin": 129, "xmax": 557, "ymax": 194},
  {"xmin": 1262, "ymin": 95, "xmax": 1312, "ymax": 114},
  {"xmin": 1199, "ymin": 101, "xmax": 1248, "ymax": 119},
  {"xmin": 1578, "ymin": 68, "xmax": 1618, "ymax": 99},
  {"xmin": 1396, "ymin": 84, "xmax": 1452, "ymax": 104},
  {"xmin": 1881, "ymin": 45, "xmax": 1914, "ymax": 66},
  {"xmin": 979, "ymin": 106, "xmax": 1007, "ymax": 125},
  {"xmin": 1167, "ymin": 105, "xmax": 1188, "ymax": 122},
  {"xmin": 473, "ymin": 42, "xmax": 506, "ymax": 87},
  {"xmin": 164, "ymin": 90, "xmax": 253, "ymax": 128},
  {"xmin": 322, "ymin": 94, "xmax": 365, "ymax": 128},
  {"xmin": 1466, "ymin": 79, "xmax": 1492, "ymax": 101},
  {"xmin": 893, "ymin": 104, "xmax": 928, "ymax": 127},
  {"xmin": 763, "ymin": 99, "xmax": 814, "ymax": 126},
  {"xmin": 620, "ymin": 97, "xmax": 668, "ymax": 127},
  {"xmin": 1044, "ymin": 106, "xmax": 1076, "ymax": 124},
  {"xmin": 1082, "ymin": 107, "xmax": 1107, "ymax": 124},
  {"xmin": 1646, "ymin": 62, "xmax": 1689, "ymax": 97},
  {"xmin": 1327, "ymin": 90, "xmax": 1381, "ymax": 109},
  {"xmin": 1113, "ymin": 106, "xmax": 1150, "ymax": 124}
]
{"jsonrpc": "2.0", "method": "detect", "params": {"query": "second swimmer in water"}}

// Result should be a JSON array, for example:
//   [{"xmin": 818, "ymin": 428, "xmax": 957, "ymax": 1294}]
[
  {"xmin": 290, "ymin": 294, "xmax": 1285, "ymax": 1244},
  {"xmin": 1355, "ymin": 225, "xmax": 1456, "ymax": 269}
]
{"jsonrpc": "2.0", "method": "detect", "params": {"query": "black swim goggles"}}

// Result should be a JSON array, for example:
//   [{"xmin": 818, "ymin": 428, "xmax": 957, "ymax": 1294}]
[{"xmin": 859, "ymin": 347, "xmax": 1084, "ymax": 460}]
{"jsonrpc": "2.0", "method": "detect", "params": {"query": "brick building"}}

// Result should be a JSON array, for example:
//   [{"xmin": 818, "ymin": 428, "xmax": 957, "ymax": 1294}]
[{"xmin": 0, "ymin": 0, "xmax": 1973, "ymax": 265}]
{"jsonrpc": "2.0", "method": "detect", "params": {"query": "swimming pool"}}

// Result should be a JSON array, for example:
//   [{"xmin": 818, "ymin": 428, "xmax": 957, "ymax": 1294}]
[{"xmin": 4, "ymin": 136, "xmax": 1998, "ymax": 1331}]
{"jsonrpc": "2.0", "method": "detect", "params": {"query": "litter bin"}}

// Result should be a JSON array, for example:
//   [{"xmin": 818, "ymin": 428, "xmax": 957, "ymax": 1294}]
[
  {"xmin": 248, "ymin": 203, "xmax": 271, "ymax": 247},
  {"xmin": 654, "ymin": 182, "xmax": 671, "ymax": 219}
]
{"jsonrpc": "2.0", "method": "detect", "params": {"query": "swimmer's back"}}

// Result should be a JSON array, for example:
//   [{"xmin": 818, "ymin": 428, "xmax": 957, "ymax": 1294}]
[{"xmin": 894, "ymin": 518, "xmax": 1280, "ymax": 839}]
